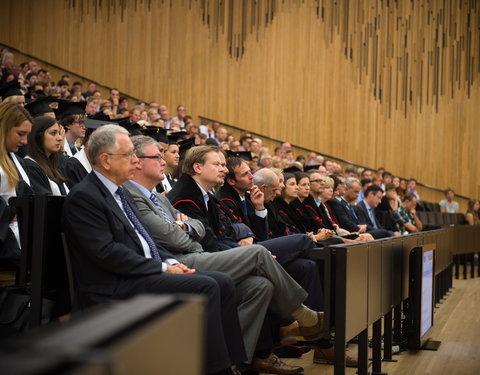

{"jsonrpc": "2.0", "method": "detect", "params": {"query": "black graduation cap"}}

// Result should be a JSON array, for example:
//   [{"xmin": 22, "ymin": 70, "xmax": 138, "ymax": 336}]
[
  {"xmin": 167, "ymin": 131, "xmax": 188, "ymax": 143},
  {"xmin": 178, "ymin": 137, "xmax": 196, "ymax": 160},
  {"xmin": 55, "ymin": 101, "xmax": 87, "ymax": 121},
  {"xmin": 24, "ymin": 96, "xmax": 59, "ymax": 117},
  {"xmin": 82, "ymin": 118, "xmax": 112, "ymax": 139},
  {"xmin": 304, "ymin": 164, "xmax": 321, "ymax": 172},
  {"xmin": 112, "ymin": 116, "xmax": 144, "ymax": 135},
  {"xmin": 283, "ymin": 163, "xmax": 304, "ymax": 173},
  {"xmin": 141, "ymin": 127, "xmax": 168, "ymax": 143},
  {"xmin": 226, "ymin": 150, "xmax": 253, "ymax": 161},
  {"xmin": 0, "ymin": 79, "xmax": 22, "ymax": 99},
  {"xmin": 87, "ymin": 112, "xmax": 111, "ymax": 121}
]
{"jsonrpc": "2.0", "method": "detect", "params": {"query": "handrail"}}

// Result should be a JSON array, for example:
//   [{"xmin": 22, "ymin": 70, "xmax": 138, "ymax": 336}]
[{"xmin": 198, "ymin": 115, "xmax": 471, "ymax": 201}]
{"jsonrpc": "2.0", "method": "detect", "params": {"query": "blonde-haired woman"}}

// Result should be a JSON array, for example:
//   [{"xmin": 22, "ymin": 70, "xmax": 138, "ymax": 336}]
[{"xmin": 0, "ymin": 102, "xmax": 33, "ymax": 264}]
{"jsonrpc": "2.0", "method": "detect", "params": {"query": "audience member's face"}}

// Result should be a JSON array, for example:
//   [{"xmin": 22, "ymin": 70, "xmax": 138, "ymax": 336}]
[
  {"xmin": 309, "ymin": 173, "xmax": 324, "ymax": 195},
  {"xmin": 399, "ymin": 179, "xmax": 408, "ymax": 190},
  {"xmin": 383, "ymin": 175, "xmax": 392, "ymax": 184},
  {"xmin": 68, "ymin": 118, "xmax": 86, "ymax": 139},
  {"xmin": 87, "ymin": 83, "xmax": 96, "ymax": 93},
  {"xmin": 27, "ymin": 75, "xmax": 37, "ymax": 86},
  {"xmin": 105, "ymin": 133, "xmax": 138, "ymax": 184},
  {"xmin": 362, "ymin": 170, "xmax": 373, "ymax": 179},
  {"xmin": 262, "ymin": 174, "xmax": 279, "ymax": 202},
  {"xmin": 318, "ymin": 165, "xmax": 328, "ymax": 175},
  {"xmin": 163, "ymin": 144, "xmax": 180, "ymax": 168},
  {"xmin": 16, "ymin": 96, "xmax": 25, "ymax": 107},
  {"xmin": 275, "ymin": 174, "xmax": 285, "ymax": 197},
  {"xmin": 407, "ymin": 180, "xmax": 416, "ymax": 190},
  {"xmin": 177, "ymin": 106, "xmax": 186, "ymax": 117},
  {"xmin": 194, "ymin": 151, "xmax": 228, "ymax": 188},
  {"xmin": 230, "ymin": 140, "xmax": 241, "ymax": 151},
  {"xmin": 6, "ymin": 120, "xmax": 32, "ymax": 152},
  {"xmin": 37, "ymin": 71, "xmax": 46, "ymax": 83},
  {"xmin": 283, "ymin": 177, "xmax": 298, "ymax": 200},
  {"xmin": 386, "ymin": 188, "xmax": 397, "ymax": 200},
  {"xmin": 110, "ymin": 89, "xmax": 120, "ymax": 100},
  {"xmin": 366, "ymin": 191, "xmax": 383, "ymax": 208},
  {"xmin": 297, "ymin": 177, "xmax": 310, "ymax": 200},
  {"xmin": 392, "ymin": 177, "xmax": 400, "ymax": 188},
  {"xmin": 250, "ymin": 141, "xmax": 260, "ymax": 154},
  {"xmin": 86, "ymin": 101, "xmax": 97, "ymax": 115},
  {"xmin": 139, "ymin": 143, "xmax": 166, "ymax": 183},
  {"xmin": 241, "ymin": 138, "xmax": 252, "ymax": 150},
  {"xmin": 260, "ymin": 155, "xmax": 272, "ymax": 167},
  {"xmin": 43, "ymin": 122, "xmax": 63, "ymax": 157},
  {"xmin": 404, "ymin": 197, "xmax": 417, "ymax": 211},
  {"xmin": 324, "ymin": 160, "xmax": 334, "ymax": 172},
  {"xmin": 229, "ymin": 162, "xmax": 254, "ymax": 193},
  {"xmin": 216, "ymin": 128, "xmax": 228, "ymax": 142},
  {"xmin": 445, "ymin": 190, "xmax": 454, "ymax": 200},
  {"xmin": 320, "ymin": 185, "xmax": 334, "ymax": 201},
  {"xmin": 275, "ymin": 148, "xmax": 286, "ymax": 158},
  {"xmin": 345, "ymin": 182, "xmax": 361, "ymax": 203},
  {"xmin": 335, "ymin": 181, "xmax": 347, "ymax": 197},
  {"xmin": 130, "ymin": 109, "xmax": 141, "ymax": 123}
]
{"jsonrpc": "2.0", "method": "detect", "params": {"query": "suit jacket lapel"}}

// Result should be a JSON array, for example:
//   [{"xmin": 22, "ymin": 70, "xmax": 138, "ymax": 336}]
[{"xmin": 90, "ymin": 173, "xmax": 144, "ymax": 252}]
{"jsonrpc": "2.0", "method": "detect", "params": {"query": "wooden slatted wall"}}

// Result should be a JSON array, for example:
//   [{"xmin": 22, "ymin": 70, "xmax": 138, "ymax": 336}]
[{"xmin": 0, "ymin": 0, "xmax": 478, "ymax": 201}]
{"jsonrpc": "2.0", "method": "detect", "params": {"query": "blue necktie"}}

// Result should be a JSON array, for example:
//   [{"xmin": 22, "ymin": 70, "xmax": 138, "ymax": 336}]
[
  {"xmin": 116, "ymin": 187, "xmax": 162, "ymax": 261},
  {"xmin": 149, "ymin": 193, "xmax": 173, "ymax": 224},
  {"xmin": 368, "ymin": 208, "xmax": 378, "ymax": 229},
  {"xmin": 241, "ymin": 199, "xmax": 248, "ymax": 217}
]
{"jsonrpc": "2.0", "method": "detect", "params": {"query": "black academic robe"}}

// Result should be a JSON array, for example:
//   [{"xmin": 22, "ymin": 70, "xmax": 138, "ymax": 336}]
[
  {"xmin": 62, "ymin": 157, "xmax": 88, "ymax": 189},
  {"xmin": 167, "ymin": 174, "xmax": 238, "ymax": 252},
  {"xmin": 23, "ymin": 158, "xmax": 67, "ymax": 195},
  {"xmin": 216, "ymin": 183, "xmax": 269, "ymax": 241}
]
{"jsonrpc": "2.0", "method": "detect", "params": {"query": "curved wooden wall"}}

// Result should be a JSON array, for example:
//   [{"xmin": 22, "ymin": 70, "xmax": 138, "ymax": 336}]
[{"xmin": 1, "ymin": 0, "xmax": 478, "ymax": 200}]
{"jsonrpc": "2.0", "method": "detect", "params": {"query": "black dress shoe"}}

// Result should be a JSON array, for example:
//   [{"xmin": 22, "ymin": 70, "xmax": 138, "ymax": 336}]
[{"xmin": 252, "ymin": 353, "xmax": 304, "ymax": 374}]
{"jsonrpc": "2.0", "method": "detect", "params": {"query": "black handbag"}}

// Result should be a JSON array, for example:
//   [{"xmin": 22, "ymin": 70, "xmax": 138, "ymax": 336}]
[{"xmin": 0, "ymin": 288, "xmax": 54, "ymax": 340}]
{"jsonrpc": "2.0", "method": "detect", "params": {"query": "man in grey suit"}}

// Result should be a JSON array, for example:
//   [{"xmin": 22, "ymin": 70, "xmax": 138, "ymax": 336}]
[{"xmin": 124, "ymin": 136, "xmax": 324, "ymax": 373}]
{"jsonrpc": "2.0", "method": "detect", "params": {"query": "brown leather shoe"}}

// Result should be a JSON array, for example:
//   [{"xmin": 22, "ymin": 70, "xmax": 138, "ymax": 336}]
[
  {"xmin": 298, "ymin": 312, "xmax": 324, "ymax": 341},
  {"xmin": 279, "ymin": 321, "xmax": 301, "ymax": 344},
  {"xmin": 313, "ymin": 346, "xmax": 358, "ymax": 367},
  {"xmin": 252, "ymin": 353, "xmax": 304, "ymax": 374}
]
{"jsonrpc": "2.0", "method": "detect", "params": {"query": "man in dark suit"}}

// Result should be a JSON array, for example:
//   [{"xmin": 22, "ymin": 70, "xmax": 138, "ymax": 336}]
[
  {"xmin": 62, "ymin": 125, "xmax": 246, "ymax": 375},
  {"xmin": 354, "ymin": 185, "xmax": 399, "ymax": 238}
]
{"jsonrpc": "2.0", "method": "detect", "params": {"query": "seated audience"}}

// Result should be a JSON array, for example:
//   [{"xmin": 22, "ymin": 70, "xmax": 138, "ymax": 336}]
[
  {"xmin": 156, "ymin": 141, "xmax": 179, "ymax": 194},
  {"xmin": 24, "ymin": 116, "xmax": 69, "ymax": 195},
  {"xmin": 376, "ymin": 183, "xmax": 402, "ymax": 232},
  {"xmin": 407, "ymin": 178, "xmax": 420, "ymax": 200},
  {"xmin": 465, "ymin": 200, "xmax": 480, "ymax": 226},
  {"xmin": 354, "ymin": 184, "xmax": 399, "ymax": 238},
  {"xmin": 439, "ymin": 188, "xmax": 459, "ymax": 213},
  {"xmin": 393, "ymin": 194, "xmax": 423, "ymax": 233}
]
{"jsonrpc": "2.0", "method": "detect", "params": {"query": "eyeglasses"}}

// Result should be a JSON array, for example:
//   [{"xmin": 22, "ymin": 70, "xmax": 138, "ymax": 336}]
[
  {"xmin": 310, "ymin": 179, "xmax": 323, "ymax": 183},
  {"xmin": 138, "ymin": 155, "xmax": 163, "ymax": 161},
  {"xmin": 107, "ymin": 150, "xmax": 136, "ymax": 159}
]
